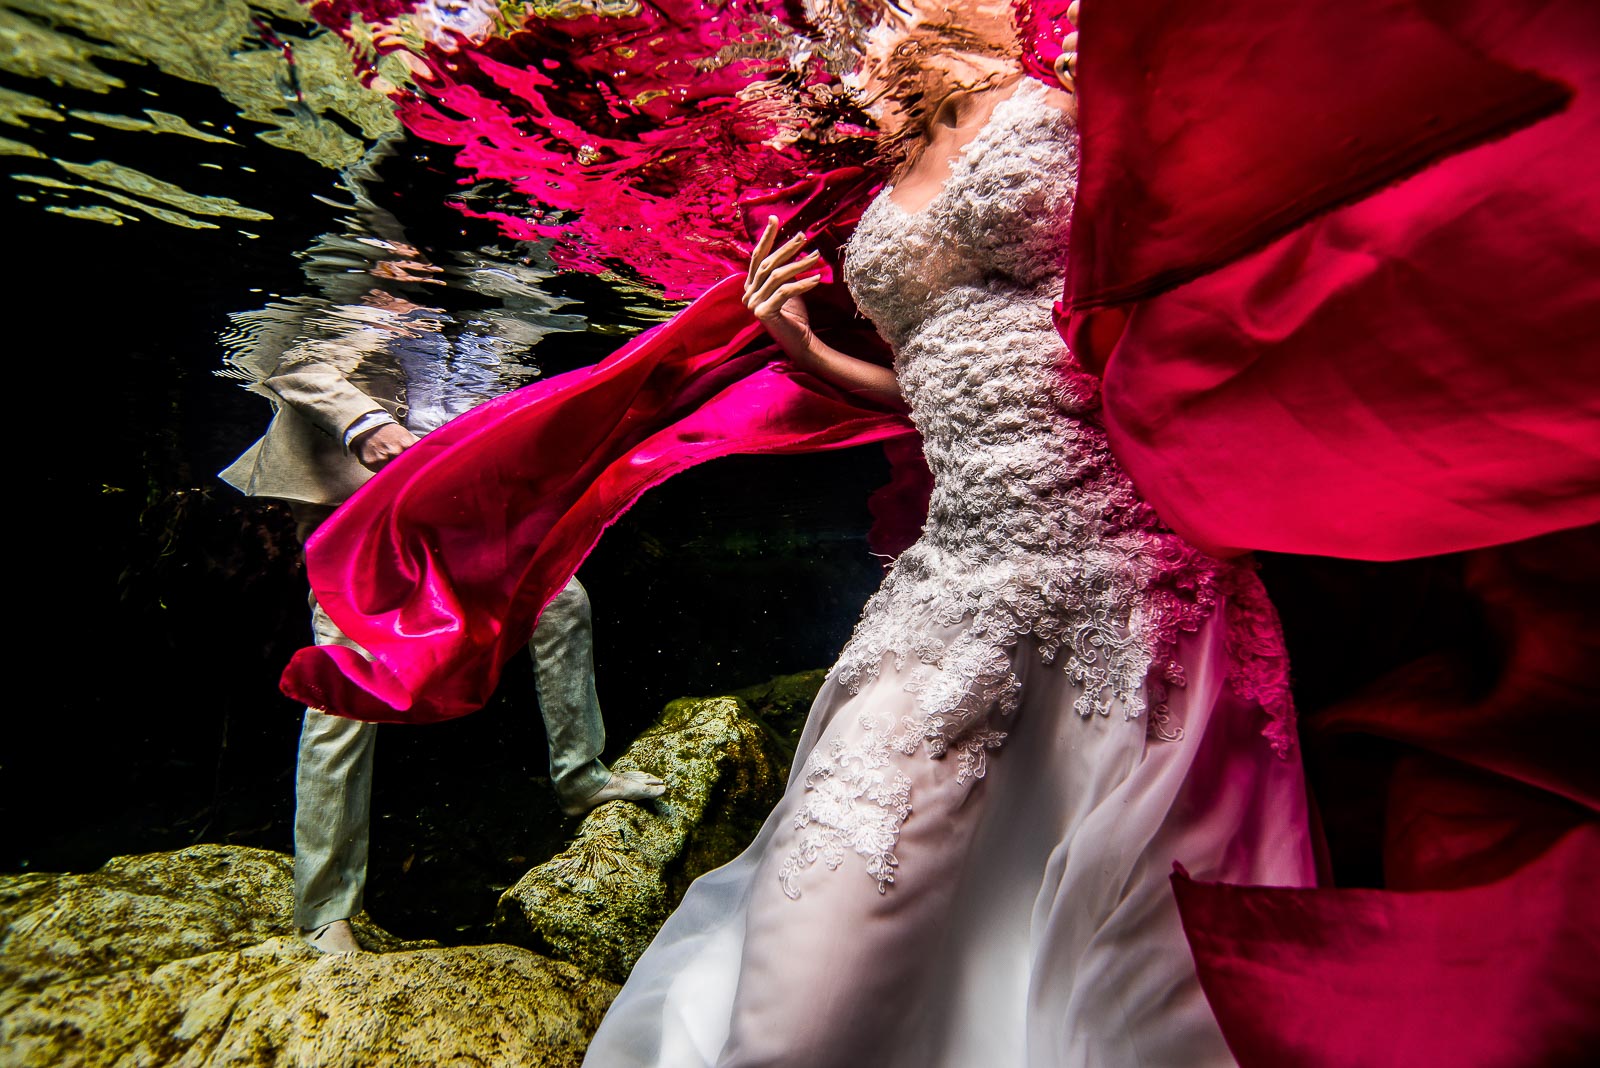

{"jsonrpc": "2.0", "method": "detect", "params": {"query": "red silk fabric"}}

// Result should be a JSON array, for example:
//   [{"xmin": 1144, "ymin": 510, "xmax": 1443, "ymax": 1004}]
[
  {"xmin": 1173, "ymin": 830, "xmax": 1600, "ymax": 1068},
  {"xmin": 1026, "ymin": 3, "xmax": 1600, "ymax": 1059},
  {"xmin": 279, "ymin": 171, "xmax": 918, "ymax": 723},
  {"xmin": 1059, "ymin": 0, "xmax": 1600, "ymax": 561},
  {"xmin": 1176, "ymin": 526, "xmax": 1600, "ymax": 1068}
]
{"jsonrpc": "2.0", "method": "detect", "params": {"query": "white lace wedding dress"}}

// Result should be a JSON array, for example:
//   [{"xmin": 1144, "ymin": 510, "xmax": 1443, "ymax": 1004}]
[{"xmin": 583, "ymin": 80, "xmax": 1316, "ymax": 1068}]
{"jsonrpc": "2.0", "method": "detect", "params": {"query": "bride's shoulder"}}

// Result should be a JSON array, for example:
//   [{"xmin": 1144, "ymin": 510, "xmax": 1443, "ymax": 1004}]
[
  {"xmin": 1014, "ymin": 77, "xmax": 1078, "ymax": 123},
  {"xmin": 1039, "ymin": 83, "xmax": 1077, "ymax": 114}
]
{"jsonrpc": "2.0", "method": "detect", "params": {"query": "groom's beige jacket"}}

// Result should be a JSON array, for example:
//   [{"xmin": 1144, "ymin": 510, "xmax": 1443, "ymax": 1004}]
[{"xmin": 220, "ymin": 333, "xmax": 408, "ymax": 507}]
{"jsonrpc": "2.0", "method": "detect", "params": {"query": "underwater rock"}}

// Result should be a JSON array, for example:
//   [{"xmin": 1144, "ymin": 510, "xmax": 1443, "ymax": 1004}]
[
  {"xmin": 730, "ymin": 668, "xmax": 830, "ymax": 758},
  {"xmin": 0, "ymin": 673, "xmax": 828, "ymax": 1063},
  {"xmin": 0, "ymin": 844, "xmax": 617, "ymax": 1068},
  {"xmin": 494, "ymin": 670, "xmax": 825, "ymax": 983}
]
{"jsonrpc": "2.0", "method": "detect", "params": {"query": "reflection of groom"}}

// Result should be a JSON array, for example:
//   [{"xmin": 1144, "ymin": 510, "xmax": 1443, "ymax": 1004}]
[{"xmin": 221, "ymin": 290, "xmax": 664, "ymax": 954}]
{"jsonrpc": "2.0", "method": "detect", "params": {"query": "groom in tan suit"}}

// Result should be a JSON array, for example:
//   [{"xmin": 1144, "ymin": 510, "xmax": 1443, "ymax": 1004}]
[{"xmin": 222, "ymin": 290, "xmax": 664, "ymax": 954}]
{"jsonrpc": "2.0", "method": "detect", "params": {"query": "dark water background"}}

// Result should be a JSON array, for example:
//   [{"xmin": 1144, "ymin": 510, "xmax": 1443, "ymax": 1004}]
[{"xmin": 0, "ymin": 2, "xmax": 1483, "ymax": 945}]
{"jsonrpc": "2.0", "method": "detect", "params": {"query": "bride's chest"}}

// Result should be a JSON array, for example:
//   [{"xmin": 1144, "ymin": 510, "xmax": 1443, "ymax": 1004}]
[{"xmin": 844, "ymin": 97, "xmax": 1079, "ymax": 340}]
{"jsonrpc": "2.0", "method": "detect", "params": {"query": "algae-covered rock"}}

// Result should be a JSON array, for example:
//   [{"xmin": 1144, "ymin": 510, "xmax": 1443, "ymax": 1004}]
[
  {"xmin": 0, "ymin": 844, "xmax": 617, "ymax": 1068},
  {"xmin": 0, "ymin": 671, "xmax": 831, "ymax": 1064},
  {"xmin": 494, "ymin": 670, "xmax": 826, "ymax": 983},
  {"xmin": 732, "ymin": 668, "xmax": 829, "ymax": 758}
]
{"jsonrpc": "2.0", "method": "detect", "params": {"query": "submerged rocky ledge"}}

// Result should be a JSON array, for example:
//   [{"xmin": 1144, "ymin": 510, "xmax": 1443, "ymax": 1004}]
[{"xmin": 0, "ymin": 671, "xmax": 824, "ymax": 1067}]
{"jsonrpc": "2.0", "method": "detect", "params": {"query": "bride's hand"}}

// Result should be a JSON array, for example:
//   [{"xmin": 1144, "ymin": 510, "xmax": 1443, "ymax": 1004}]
[
  {"xmin": 743, "ymin": 216, "xmax": 900, "ymax": 401},
  {"xmin": 1053, "ymin": 1, "xmax": 1080, "ymax": 93},
  {"xmin": 744, "ymin": 215, "xmax": 824, "ymax": 360}
]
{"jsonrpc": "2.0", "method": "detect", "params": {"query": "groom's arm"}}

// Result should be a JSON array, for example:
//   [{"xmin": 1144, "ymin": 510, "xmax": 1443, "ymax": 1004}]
[{"xmin": 265, "ymin": 337, "xmax": 417, "ymax": 472}]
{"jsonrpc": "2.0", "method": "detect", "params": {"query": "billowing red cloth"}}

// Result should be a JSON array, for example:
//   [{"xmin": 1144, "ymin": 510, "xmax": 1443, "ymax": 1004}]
[
  {"xmin": 1029, "ymin": 3, "xmax": 1600, "ymax": 1060},
  {"xmin": 1173, "ymin": 829, "xmax": 1600, "ymax": 1068},
  {"xmin": 1059, "ymin": 0, "xmax": 1600, "ymax": 561},
  {"xmin": 1177, "ymin": 527, "xmax": 1600, "ymax": 1068},
  {"xmin": 281, "ymin": 172, "xmax": 917, "ymax": 723}
]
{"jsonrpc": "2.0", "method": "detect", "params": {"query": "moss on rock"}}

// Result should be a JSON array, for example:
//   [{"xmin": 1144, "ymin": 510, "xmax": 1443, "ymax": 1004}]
[
  {"xmin": 733, "ymin": 667, "xmax": 829, "ymax": 758},
  {"xmin": 494, "ymin": 671, "xmax": 825, "ymax": 984},
  {"xmin": 0, "ymin": 671, "xmax": 831, "ymax": 1064},
  {"xmin": 0, "ymin": 845, "xmax": 617, "ymax": 1068}
]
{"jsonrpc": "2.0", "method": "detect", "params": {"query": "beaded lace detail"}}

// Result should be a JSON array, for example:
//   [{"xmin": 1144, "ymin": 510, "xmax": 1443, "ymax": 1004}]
[{"xmin": 780, "ymin": 81, "xmax": 1294, "ymax": 898}]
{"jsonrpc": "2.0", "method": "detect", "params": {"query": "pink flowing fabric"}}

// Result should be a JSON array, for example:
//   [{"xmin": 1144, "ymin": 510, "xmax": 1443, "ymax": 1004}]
[
  {"xmin": 281, "ymin": 173, "xmax": 919, "ymax": 724},
  {"xmin": 1055, "ymin": 0, "xmax": 1600, "ymax": 562}
]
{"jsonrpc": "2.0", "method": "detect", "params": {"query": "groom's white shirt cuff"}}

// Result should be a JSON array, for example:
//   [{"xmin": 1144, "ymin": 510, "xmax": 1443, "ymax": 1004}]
[{"xmin": 343, "ymin": 410, "xmax": 397, "ymax": 450}]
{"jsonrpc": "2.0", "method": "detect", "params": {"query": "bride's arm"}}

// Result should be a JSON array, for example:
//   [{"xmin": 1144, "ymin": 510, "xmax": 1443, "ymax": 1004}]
[{"xmin": 745, "ymin": 216, "xmax": 902, "ymax": 404}]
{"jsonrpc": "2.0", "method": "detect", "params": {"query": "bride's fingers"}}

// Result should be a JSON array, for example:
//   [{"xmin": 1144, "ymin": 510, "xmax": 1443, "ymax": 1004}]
[
  {"xmin": 747, "ymin": 251, "xmax": 821, "ymax": 308},
  {"xmin": 1054, "ymin": 52, "xmax": 1074, "ymax": 92},
  {"xmin": 746, "ymin": 216, "xmax": 780, "ymax": 289},
  {"xmin": 745, "ymin": 237, "xmax": 811, "ymax": 304},
  {"xmin": 747, "ymin": 261, "xmax": 819, "ymax": 316},
  {"xmin": 1056, "ymin": 3, "xmax": 1080, "ymax": 91},
  {"xmin": 753, "ymin": 275, "xmax": 822, "ymax": 321},
  {"xmin": 748, "ymin": 262, "xmax": 819, "ymax": 313},
  {"xmin": 755, "ymin": 232, "xmax": 807, "ymax": 286}
]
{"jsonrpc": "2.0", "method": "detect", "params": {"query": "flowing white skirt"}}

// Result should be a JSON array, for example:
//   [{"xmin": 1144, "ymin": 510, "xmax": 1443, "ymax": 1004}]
[{"xmin": 584, "ymin": 608, "xmax": 1316, "ymax": 1067}]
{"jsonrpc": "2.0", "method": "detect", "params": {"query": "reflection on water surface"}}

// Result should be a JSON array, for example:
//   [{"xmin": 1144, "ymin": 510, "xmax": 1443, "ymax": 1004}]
[
  {"xmin": 218, "ymin": 137, "xmax": 587, "ymax": 440},
  {"xmin": 2, "ymin": 0, "xmax": 401, "ymax": 174}
]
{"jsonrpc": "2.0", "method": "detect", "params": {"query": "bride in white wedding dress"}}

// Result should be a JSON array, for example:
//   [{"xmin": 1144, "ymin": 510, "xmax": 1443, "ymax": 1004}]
[{"xmin": 584, "ymin": 10, "xmax": 1316, "ymax": 1066}]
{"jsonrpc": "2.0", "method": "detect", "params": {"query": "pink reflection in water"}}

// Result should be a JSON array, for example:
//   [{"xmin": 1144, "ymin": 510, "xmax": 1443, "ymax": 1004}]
[{"xmin": 311, "ymin": 0, "xmax": 883, "ymax": 299}]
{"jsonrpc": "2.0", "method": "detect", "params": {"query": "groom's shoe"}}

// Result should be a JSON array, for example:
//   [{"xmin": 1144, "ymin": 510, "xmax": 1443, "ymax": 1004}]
[
  {"xmin": 300, "ymin": 918, "xmax": 365, "ymax": 954},
  {"xmin": 561, "ymin": 770, "xmax": 668, "ymax": 817}
]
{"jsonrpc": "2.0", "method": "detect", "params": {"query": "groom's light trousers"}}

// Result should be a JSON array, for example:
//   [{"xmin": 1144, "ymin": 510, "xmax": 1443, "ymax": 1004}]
[{"xmin": 292, "ymin": 576, "xmax": 613, "ymax": 930}]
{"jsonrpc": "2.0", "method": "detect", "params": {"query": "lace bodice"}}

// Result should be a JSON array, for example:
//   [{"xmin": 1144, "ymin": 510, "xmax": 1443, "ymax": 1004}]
[
  {"xmin": 844, "ymin": 84, "xmax": 1076, "ymax": 350},
  {"xmin": 778, "ymin": 80, "xmax": 1294, "ymax": 898},
  {"xmin": 848, "ymin": 81, "xmax": 1101, "ymax": 572}
]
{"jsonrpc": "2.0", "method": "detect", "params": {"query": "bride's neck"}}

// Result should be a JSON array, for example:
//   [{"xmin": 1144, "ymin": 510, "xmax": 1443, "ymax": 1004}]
[
  {"xmin": 930, "ymin": 69, "xmax": 1024, "ymax": 134},
  {"xmin": 895, "ymin": 72, "xmax": 1024, "ymax": 180}
]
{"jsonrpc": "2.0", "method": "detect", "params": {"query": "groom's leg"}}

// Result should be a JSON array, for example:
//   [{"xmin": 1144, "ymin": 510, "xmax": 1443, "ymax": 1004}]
[
  {"xmin": 529, "ymin": 577, "xmax": 611, "ymax": 802},
  {"xmin": 288, "ymin": 503, "xmax": 377, "ymax": 936},
  {"xmin": 293, "ymin": 595, "xmax": 378, "ymax": 931}
]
